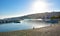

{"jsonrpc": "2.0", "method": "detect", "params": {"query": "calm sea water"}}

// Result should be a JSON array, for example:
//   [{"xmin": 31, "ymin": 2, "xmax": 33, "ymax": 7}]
[{"xmin": 0, "ymin": 20, "xmax": 52, "ymax": 32}]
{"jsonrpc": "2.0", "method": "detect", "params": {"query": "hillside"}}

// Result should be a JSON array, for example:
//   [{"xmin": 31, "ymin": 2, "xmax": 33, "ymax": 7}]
[
  {"xmin": 0, "ymin": 12, "xmax": 60, "ymax": 24},
  {"xmin": 26, "ymin": 12, "xmax": 60, "ymax": 19}
]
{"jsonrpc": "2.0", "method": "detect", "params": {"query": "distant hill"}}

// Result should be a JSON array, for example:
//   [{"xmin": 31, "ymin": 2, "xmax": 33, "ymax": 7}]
[
  {"xmin": 0, "ymin": 12, "xmax": 60, "ymax": 24},
  {"xmin": 24, "ymin": 12, "xmax": 60, "ymax": 19}
]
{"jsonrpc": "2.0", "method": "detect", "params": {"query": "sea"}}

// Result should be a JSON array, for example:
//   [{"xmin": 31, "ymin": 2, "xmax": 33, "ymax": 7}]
[{"xmin": 0, "ymin": 19, "xmax": 54, "ymax": 32}]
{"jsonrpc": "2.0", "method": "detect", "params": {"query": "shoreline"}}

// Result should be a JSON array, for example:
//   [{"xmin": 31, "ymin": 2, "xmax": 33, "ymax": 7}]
[{"xmin": 0, "ymin": 23, "xmax": 60, "ymax": 36}]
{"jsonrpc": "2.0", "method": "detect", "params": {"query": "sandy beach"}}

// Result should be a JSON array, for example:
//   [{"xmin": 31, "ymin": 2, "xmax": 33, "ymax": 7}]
[{"xmin": 0, "ymin": 22, "xmax": 60, "ymax": 36}]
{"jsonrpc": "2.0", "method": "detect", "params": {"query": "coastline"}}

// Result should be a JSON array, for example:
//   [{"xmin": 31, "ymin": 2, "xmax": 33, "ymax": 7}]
[{"xmin": 0, "ymin": 22, "xmax": 60, "ymax": 36}]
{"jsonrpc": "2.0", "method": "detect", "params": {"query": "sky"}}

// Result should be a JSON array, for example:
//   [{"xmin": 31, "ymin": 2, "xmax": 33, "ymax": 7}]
[{"xmin": 0, "ymin": 0, "xmax": 60, "ymax": 19}]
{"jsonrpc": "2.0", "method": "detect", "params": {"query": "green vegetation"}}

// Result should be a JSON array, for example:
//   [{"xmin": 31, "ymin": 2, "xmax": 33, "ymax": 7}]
[{"xmin": 50, "ymin": 16, "xmax": 60, "ymax": 20}]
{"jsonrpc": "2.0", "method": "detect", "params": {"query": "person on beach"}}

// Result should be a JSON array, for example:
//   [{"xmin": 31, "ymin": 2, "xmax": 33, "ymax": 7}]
[{"xmin": 33, "ymin": 27, "xmax": 35, "ymax": 30}]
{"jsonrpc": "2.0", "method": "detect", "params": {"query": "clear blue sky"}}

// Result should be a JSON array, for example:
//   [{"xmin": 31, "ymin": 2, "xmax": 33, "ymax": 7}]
[{"xmin": 0, "ymin": 0, "xmax": 60, "ymax": 19}]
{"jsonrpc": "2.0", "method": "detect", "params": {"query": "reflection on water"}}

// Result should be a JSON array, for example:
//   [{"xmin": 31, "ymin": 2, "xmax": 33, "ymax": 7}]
[
  {"xmin": 0, "ymin": 19, "xmax": 52, "ymax": 32},
  {"xmin": 22, "ymin": 19, "xmax": 51, "ymax": 28},
  {"xmin": 0, "ymin": 23, "xmax": 32, "ymax": 32}
]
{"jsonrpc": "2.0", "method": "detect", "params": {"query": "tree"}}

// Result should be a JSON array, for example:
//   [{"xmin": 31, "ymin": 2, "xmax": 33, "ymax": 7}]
[{"xmin": 50, "ymin": 16, "xmax": 56, "ymax": 20}]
